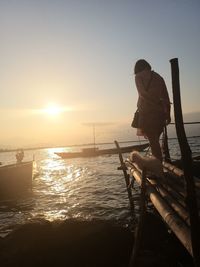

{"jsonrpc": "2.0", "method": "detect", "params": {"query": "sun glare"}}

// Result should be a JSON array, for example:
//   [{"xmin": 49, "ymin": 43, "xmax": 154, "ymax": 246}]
[
  {"xmin": 45, "ymin": 106, "xmax": 61, "ymax": 115},
  {"xmin": 44, "ymin": 105, "xmax": 63, "ymax": 116},
  {"xmin": 34, "ymin": 104, "xmax": 74, "ymax": 117}
]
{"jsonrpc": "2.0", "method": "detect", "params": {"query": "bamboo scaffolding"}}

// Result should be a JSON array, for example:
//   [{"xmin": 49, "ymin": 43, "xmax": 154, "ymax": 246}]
[
  {"xmin": 128, "ymin": 158, "xmax": 200, "ymax": 208},
  {"xmin": 149, "ymin": 180, "xmax": 190, "ymax": 225},
  {"xmin": 157, "ymin": 179, "xmax": 187, "ymax": 208},
  {"xmin": 163, "ymin": 161, "xmax": 184, "ymax": 177},
  {"xmin": 127, "ymin": 161, "xmax": 190, "ymax": 223},
  {"xmin": 130, "ymin": 167, "xmax": 193, "ymax": 256},
  {"xmin": 163, "ymin": 162, "xmax": 200, "ymax": 199},
  {"xmin": 126, "ymin": 159, "xmax": 187, "ymax": 207}
]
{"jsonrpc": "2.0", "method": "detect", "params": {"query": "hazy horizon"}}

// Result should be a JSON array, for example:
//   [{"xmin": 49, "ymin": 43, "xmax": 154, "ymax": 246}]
[{"xmin": 0, "ymin": 111, "xmax": 199, "ymax": 149}]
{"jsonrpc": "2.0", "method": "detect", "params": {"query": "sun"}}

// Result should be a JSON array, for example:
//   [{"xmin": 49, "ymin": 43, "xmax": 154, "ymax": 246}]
[
  {"xmin": 36, "ymin": 103, "xmax": 73, "ymax": 117},
  {"xmin": 44, "ymin": 105, "xmax": 62, "ymax": 116}
]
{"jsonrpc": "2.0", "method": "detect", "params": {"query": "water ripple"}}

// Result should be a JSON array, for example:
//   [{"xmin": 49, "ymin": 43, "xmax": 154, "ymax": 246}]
[{"xmin": 0, "ymin": 138, "xmax": 200, "ymax": 235}]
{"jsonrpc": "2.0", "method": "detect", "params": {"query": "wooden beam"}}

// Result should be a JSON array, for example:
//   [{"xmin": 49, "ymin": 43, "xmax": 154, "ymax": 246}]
[
  {"xmin": 170, "ymin": 58, "xmax": 200, "ymax": 266},
  {"xmin": 114, "ymin": 141, "xmax": 134, "ymax": 210}
]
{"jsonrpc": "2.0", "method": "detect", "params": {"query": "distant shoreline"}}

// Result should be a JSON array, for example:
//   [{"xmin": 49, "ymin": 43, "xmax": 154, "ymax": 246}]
[
  {"xmin": 0, "ymin": 135, "xmax": 200, "ymax": 154},
  {"xmin": 0, "ymin": 139, "xmax": 148, "ymax": 153}
]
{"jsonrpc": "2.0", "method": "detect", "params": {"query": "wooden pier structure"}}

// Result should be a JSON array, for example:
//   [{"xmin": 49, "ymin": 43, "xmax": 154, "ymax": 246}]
[{"xmin": 116, "ymin": 59, "xmax": 200, "ymax": 266}]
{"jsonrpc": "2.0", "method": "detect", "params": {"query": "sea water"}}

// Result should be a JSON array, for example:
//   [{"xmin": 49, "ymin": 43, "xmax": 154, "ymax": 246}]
[{"xmin": 0, "ymin": 137, "xmax": 199, "ymax": 237}]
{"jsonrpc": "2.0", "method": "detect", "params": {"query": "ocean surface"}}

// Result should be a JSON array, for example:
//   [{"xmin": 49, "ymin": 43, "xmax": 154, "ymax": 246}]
[{"xmin": 0, "ymin": 137, "xmax": 200, "ymax": 237}]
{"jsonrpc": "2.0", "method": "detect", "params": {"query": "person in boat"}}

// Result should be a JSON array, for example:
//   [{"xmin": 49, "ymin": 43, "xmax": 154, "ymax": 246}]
[
  {"xmin": 16, "ymin": 149, "xmax": 24, "ymax": 163},
  {"xmin": 134, "ymin": 59, "xmax": 171, "ymax": 162}
]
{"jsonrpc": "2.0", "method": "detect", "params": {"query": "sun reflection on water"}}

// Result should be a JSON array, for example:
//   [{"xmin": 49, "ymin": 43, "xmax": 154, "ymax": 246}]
[
  {"xmin": 0, "ymin": 146, "xmax": 136, "ymax": 235},
  {"xmin": 32, "ymin": 148, "xmax": 86, "ymax": 221},
  {"xmin": 42, "ymin": 209, "xmax": 68, "ymax": 221}
]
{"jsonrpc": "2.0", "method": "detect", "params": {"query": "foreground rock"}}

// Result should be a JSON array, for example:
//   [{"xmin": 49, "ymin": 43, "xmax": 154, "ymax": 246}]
[
  {"xmin": 0, "ymin": 214, "xmax": 193, "ymax": 267},
  {"xmin": 0, "ymin": 219, "xmax": 133, "ymax": 267}
]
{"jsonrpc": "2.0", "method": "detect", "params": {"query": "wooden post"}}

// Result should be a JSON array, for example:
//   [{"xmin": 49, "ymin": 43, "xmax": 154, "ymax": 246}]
[
  {"xmin": 129, "ymin": 169, "xmax": 147, "ymax": 267},
  {"xmin": 170, "ymin": 58, "xmax": 200, "ymax": 266},
  {"xmin": 114, "ymin": 140, "xmax": 134, "ymax": 211},
  {"xmin": 162, "ymin": 125, "xmax": 171, "ymax": 162}
]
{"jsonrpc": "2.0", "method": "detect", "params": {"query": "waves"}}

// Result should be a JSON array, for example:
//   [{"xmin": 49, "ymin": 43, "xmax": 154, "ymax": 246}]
[{"xmin": 0, "ymin": 137, "xmax": 199, "ymax": 236}]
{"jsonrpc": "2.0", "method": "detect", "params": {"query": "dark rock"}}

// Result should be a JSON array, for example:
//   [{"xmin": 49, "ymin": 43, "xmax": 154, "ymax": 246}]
[
  {"xmin": 0, "ymin": 219, "xmax": 133, "ymax": 267},
  {"xmin": 0, "ymin": 214, "xmax": 194, "ymax": 267},
  {"xmin": 134, "ymin": 213, "xmax": 193, "ymax": 267}
]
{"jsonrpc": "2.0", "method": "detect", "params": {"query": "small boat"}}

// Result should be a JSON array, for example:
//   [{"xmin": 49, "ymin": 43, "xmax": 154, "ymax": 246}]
[
  {"xmin": 55, "ymin": 143, "xmax": 149, "ymax": 159},
  {"xmin": 0, "ymin": 161, "xmax": 33, "ymax": 198}
]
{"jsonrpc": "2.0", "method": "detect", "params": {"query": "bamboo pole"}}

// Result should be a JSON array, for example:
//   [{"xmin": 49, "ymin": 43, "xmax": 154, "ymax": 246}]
[
  {"xmin": 163, "ymin": 161, "xmax": 184, "ymax": 177},
  {"xmin": 127, "ymin": 160, "xmax": 190, "ymax": 223},
  {"xmin": 162, "ymin": 125, "xmax": 171, "ymax": 162},
  {"xmin": 131, "ymin": 169, "xmax": 193, "ymax": 256},
  {"xmin": 127, "ymin": 159, "xmax": 186, "ymax": 201},
  {"xmin": 114, "ymin": 141, "xmax": 134, "ymax": 210},
  {"xmin": 158, "ymin": 179, "xmax": 187, "ymax": 207},
  {"xmin": 170, "ymin": 58, "xmax": 200, "ymax": 266},
  {"xmin": 151, "ymin": 182, "xmax": 190, "ymax": 225},
  {"xmin": 127, "ymin": 158, "xmax": 200, "ymax": 210},
  {"xmin": 129, "ymin": 169, "xmax": 147, "ymax": 267},
  {"xmin": 163, "ymin": 161, "xmax": 200, "ymax": 193}
]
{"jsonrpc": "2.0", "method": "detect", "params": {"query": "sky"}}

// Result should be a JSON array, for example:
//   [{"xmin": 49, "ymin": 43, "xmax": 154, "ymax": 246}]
[{"xmin": 0, "ymin": 0, "xmax": 200, "ymax": 147}]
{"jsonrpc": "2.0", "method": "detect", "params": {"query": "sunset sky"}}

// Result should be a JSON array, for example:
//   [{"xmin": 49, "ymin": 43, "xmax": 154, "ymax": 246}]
[{"xmin": 0, "ymin": 0, "xmax": 200, "ymax": 147}]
